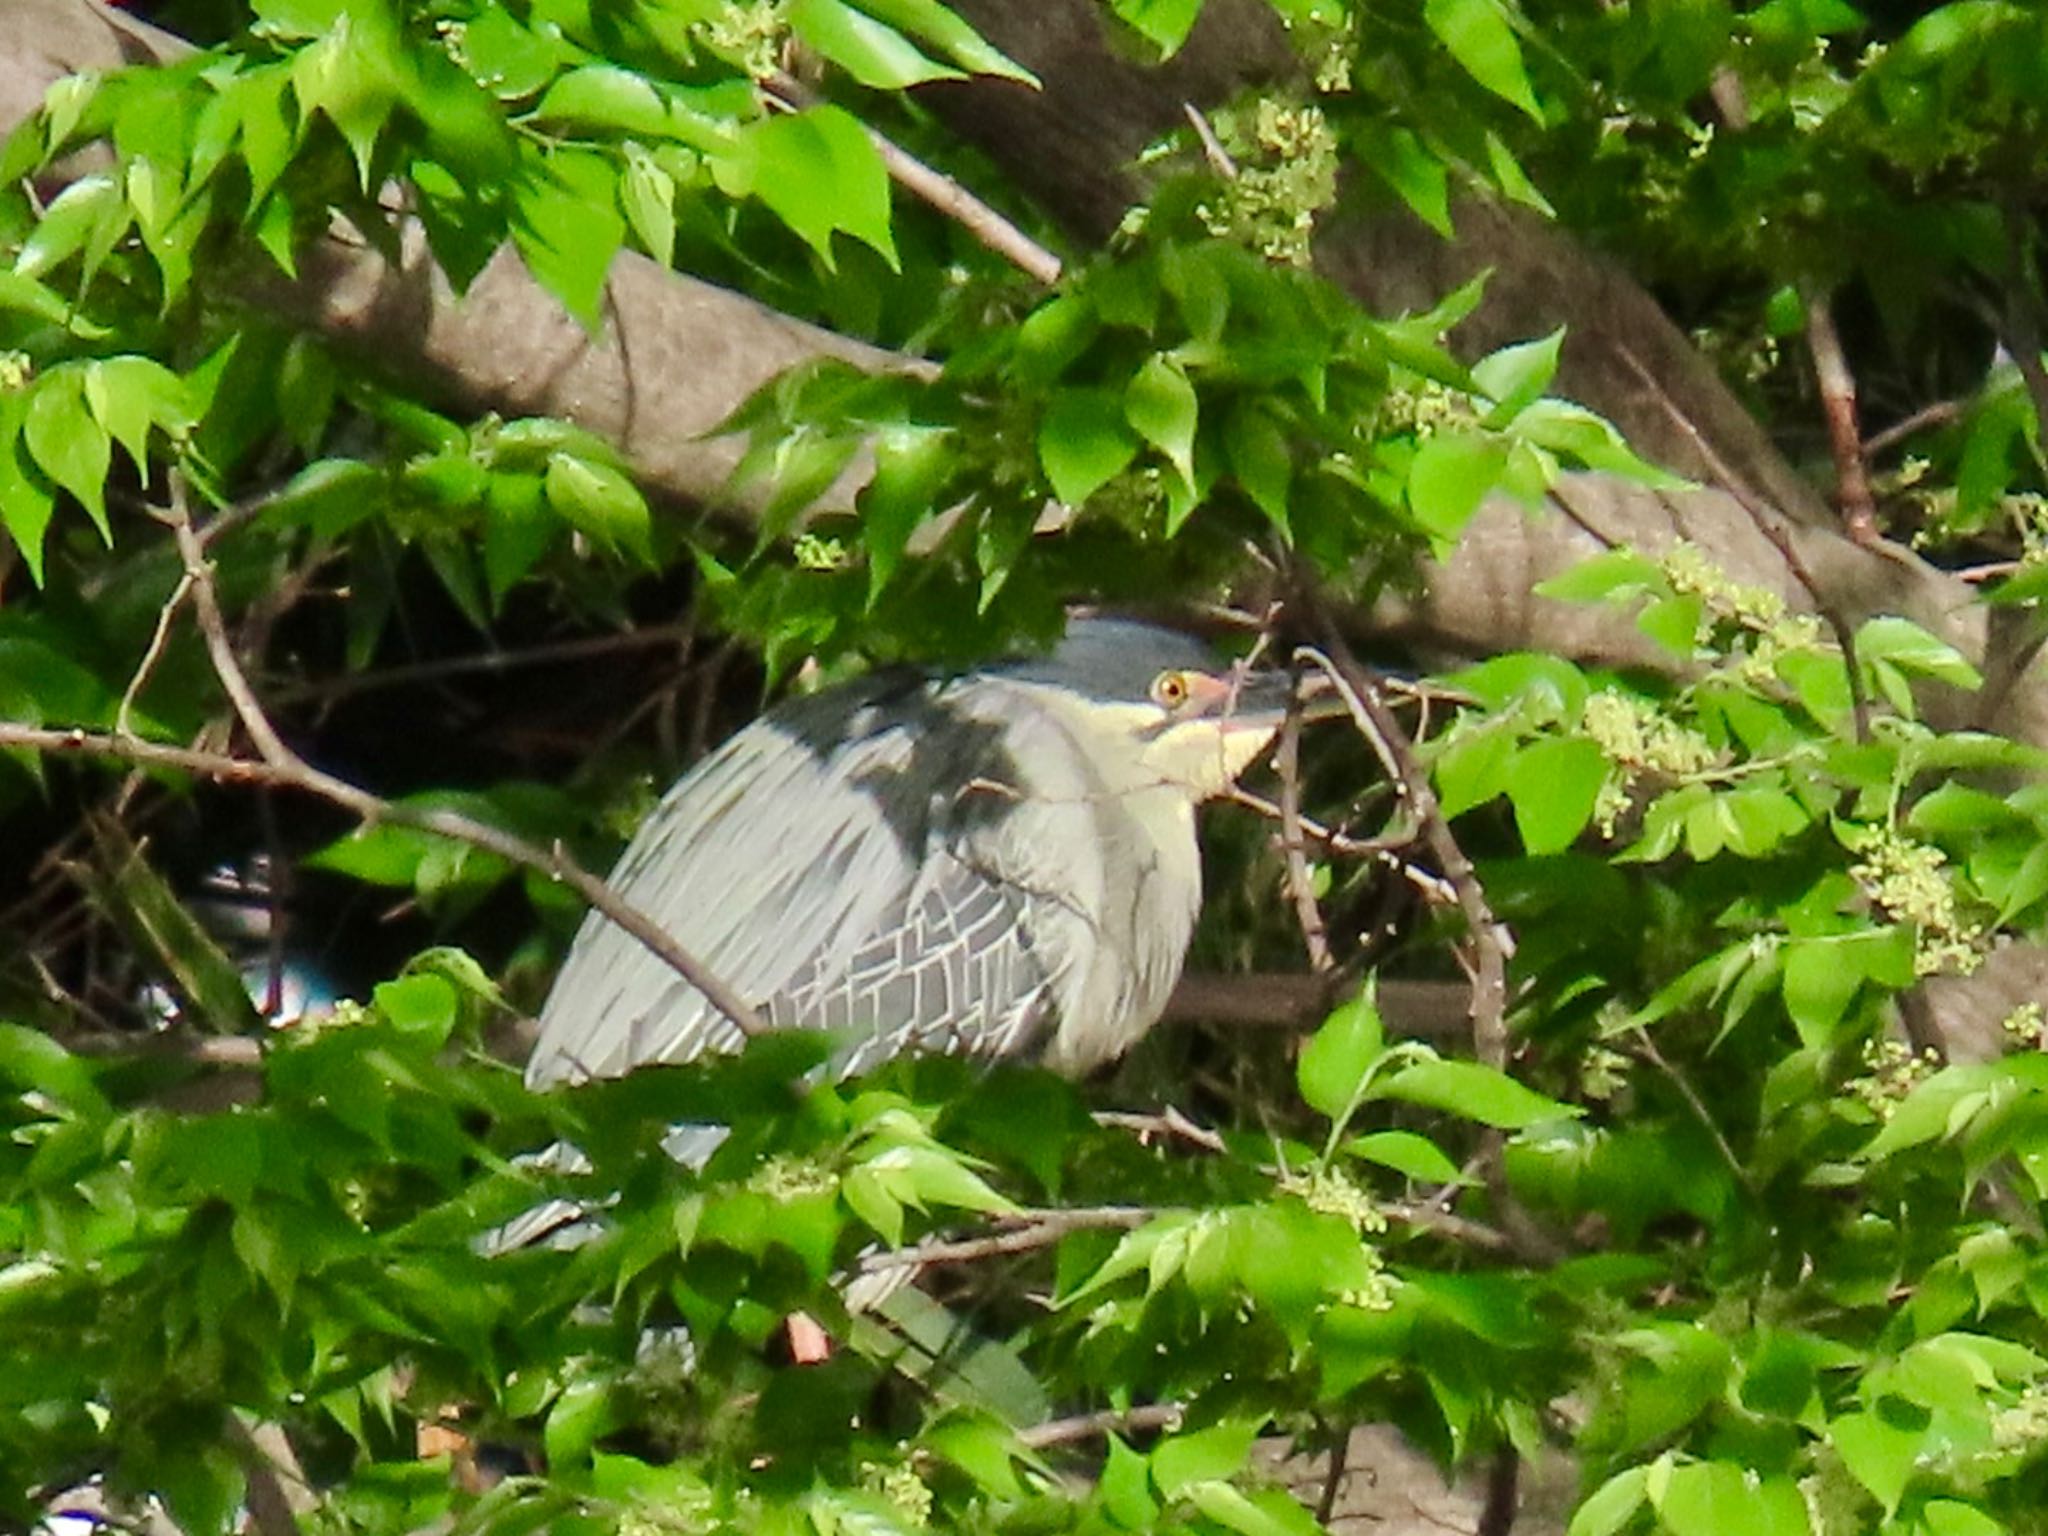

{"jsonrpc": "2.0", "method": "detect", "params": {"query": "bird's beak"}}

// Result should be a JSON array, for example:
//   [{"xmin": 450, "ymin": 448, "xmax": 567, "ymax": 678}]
[{"xmin": 1218, "ymin": 669, "xmax": 1337, "ymax": 731}]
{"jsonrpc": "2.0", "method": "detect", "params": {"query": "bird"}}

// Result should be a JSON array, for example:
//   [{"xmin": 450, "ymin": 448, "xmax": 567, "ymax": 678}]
[{"xmin": 526, "ymin": 617, "xmax": 1299, "ymax": 1094}]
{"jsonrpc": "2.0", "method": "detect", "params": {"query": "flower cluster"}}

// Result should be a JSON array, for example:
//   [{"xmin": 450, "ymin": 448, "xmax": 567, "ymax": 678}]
[
  {"xmin": 1583, "ymin": 691, "xmax": 1718, "ymax": 777},
  {"xmin": 1285, "ymin": 1165, "xmax": 1388, "ymax": 1234},
  {"xmin": 1196, "ymin": 99, "xmax": 1339, "ymax": 266},
  {"xmin": 696, "ymin": 0, "xmax": 788, "ymax": 80},
  {"xmin": 1845, "ymin": 1036, "xmax": 1941, "ymax": 1121},
  {"xmin": 1657, "ymin": 543, "xmax": 1829, "ymax": 684},
  {"xmin": 748, "ymin": 1153, "xmax": 839, "ymax": 1200},
  {"xmin": 862, "ymin": 1459, "xmax": 934, "ymax": 1525},
  {"xmin": 1845, "ymin": 825, "xmax": 1985, "ymax": 976},
  {"xmin": 2003, "ymin": 1001, "xmax": 2047, "ymax": 1051}
]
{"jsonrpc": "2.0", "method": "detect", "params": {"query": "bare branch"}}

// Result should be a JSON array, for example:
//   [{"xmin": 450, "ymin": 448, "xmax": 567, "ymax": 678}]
[
  {"xmin": 116, "ymin": 568, "xmax": 193, "ymax": 739},
  {"xmin": 1863, "ymin": 399, "xmax": 1962, "ymax": 459},
  {"xmin": 1291, "ymin": 640, "xmax": 1511, "ymax": 1073},
  {"xmin": 1094, "ymin": 1107, "xmax": 1228, "ymax": 1154},
  {"xmin": 857, "ymin": 1205, "xmax": 1151, "ymax": 1275},
  {"xmin": 0, "ymin": 722, "xmax": 769, "ymax": 1039},
  {"xmin": 1803, "ymin": 289, "xmax": 1879, "ymax": 545},
  {"xmin": 1274, "ymin": 704, "xmax": 1334, "ymax": 974},
  {"xmin": 1018, "ymin": 1403, "xmax": 1185, "ymax": 1450}
]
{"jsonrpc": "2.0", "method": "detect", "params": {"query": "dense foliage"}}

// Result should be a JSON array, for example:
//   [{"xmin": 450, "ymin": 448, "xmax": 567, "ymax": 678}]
[{"xmin": 8, "ymin": 3, "xmax": 2048, "ymax": 1536}]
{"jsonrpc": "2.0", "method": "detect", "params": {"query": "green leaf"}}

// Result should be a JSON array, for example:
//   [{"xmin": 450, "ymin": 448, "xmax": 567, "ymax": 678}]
[
  {"xmin": 1408, "ymin": 433, "xmax": 1507, "ymax": 551},
  {"xmin": 1830, "ymin": 1409, "xmax": 1922, "ymax": 1516},
  {"xmin": 291, "ymin": 16, "xmax": 400, "ymax": 186},
  {"xmin": 1781, "ymin": 928, "xmax": 1914, "ymax": 1047},
  {"xmin": 1039, "ymin": 388, "xmax": 1139, "ymax": 505},
  {"xmin": 1473, "ymin": 329, "xmax": 1563, "ymax": 424},
  {"xmin": 1373, "ymin": 1059, "xmax": 1578, "ymax": 1128},
  {"xmin": 1534, "ymin": 548, "xmax": 1667, "ymax": 605},
  {"xmin": 861, "ymin": 424, "xmax": 952, "ymax": 601},
  {"xmin": 728, "ymin": 105, "xmax": 897, "ymax": 269},
  {"xmin": 852, "ymin": 0, "xmax": 1039, "ymax": 82},
  {"xmin": 0, "ymin": 413, "xmax": 56, "ymax": 585},
  {"xmin": 1296, "ymin": 989, "xmax": 1386, "ymax": 1119},
  {"xmin": 1100, "ymin": 1435, "xmax": 1159, "ymax": 1528},
  {"xmin": 14, "ymin": 174, "xmax": 128, "ymax": 282},
  {"xmin": 1424, "ymin": 0, "xmax": 1542, "ymax": 117},
  {"xmin": 1654, "ymin": 1463, "xmax": 1809, "ymax": 1536},
  {"xmin": 372, "ymin": 973, "xmax": 459, "ymax": 1046},
  {"xmin": 1149, "ymin": 1422, "xmax": 1257, "ymax": 1497},
  {"xmin": 23, "ymin": 369, "xmax": 111, "ymax": 539},
  {"xmin": 791, "ymin": 0, "xmax": 966, "ymax": 87},
  {"xmin": 1124, "ymin": 356, "xmax": 1198, "ymax": 486},
  {"xmin": 85, "ymin": 356, "xmax": 188, "ymax": 479},
  {"xmin": 1369, "ymin": 126, "xmax": 1452, "ymax": 235},
  {"xmin": 1856, "ymin": 616, "xmax": 1981, "ymax": 690},
  {"xmin": 536, "ymin": 66, "xmax": 678, "ymax": 137},
  {"xmin": 514, "ymin": 151, "xmax": 626, "ymax": 328},
  {"xmin": 1433, "ymin": 723, "xmax": 1512, "ymax": 818},
  {"xmin": 1921, "ymin": 1500, "xmax": 2008, "ymax": 1536},
  {"xmin": 1183, "ymin": 1482, "xmax": 1318, "ymax": 1536},
  {"xmin": 1111, "ymin": 0, "xmax": 1205, "ymax": 58},
  {"xmin": 1505, "ymin": 737, "xmax": 1606, "ymax": 854},
  {"xmin": 1567, "ymin": 1466, "xmax": 1648, "ymax": 1536},
  {"xmin": 1222, "ymin": 399, "xmax": 1293, "ymax": 532},
  {"xmin": 544, "ymin": 452, "xmax": 653, "ymax": 563},
  {"xmin": 1345, "ymin": 1130, "xmax": 1465, "ymax": 1184},
  {"xmin": 545, "ymin": 1374, "xmax": 622, "ymax": 1470},
  {"xmin": 620, "ymin": 143, "xmax": 677, "ymax": 264}
]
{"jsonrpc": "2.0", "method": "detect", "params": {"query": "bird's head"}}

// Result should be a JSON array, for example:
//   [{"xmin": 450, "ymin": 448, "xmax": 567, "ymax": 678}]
[{"xmin": 1004, "ymin": 618, "xmax": 1309, "ymax": 801}]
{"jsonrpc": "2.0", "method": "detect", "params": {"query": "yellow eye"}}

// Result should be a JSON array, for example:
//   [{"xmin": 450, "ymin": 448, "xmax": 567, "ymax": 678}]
[{"xmin": 1150, "ymin": 670, "xmax": 1191, "ymax": 710}]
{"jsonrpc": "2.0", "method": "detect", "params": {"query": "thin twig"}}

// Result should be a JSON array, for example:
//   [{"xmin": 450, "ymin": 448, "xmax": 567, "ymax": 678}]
[
  {"xmin": 1275, "ymin": 702, "xmax": 1334, "ymax": 974},
  {"xmin": 1018, "ymin": 1403, "xmax": 1185, "ymax": 1451},
  {"xmin": 1095, "ymin": 1107, "xmax": 1228, "ymax": 1153},
  {"xmin": 116, "ymin": 569, "xmax": 194, "ymax": 738},
  {"xmin": 1862, "ymin": 399, "xmax": 1962, "ymax": 458},
  {"xmin": 1379, "ymin": 1200, "xmax": 1515, "ymax": 1254},
  {"xmin": 1803, "ymin": 288, "xmax": 1879, "ymax": 544},
  {"xmin": 1291, "ymin": 639, "xmax": 1511, "ymax": 1072},
  {"xmin": 1627, "ymin": 1032, "xmax": 1757, "ymax": 1199},
  {"xmin": 857, "ymin": 1206, "xmax": 1152, "ymax": 1274},
  {"xmin": 222, "ymin": 1415, "xmax": 311, "ymax": 1536},
  {"xmin": 149, "ymin": 482, "xmax": 769, "ymax": 1036},
  {"xmin": 266, "ymin": 624, "xmax": 702, "ymax": 705},
  {"xmin": 163, "ymin": 482, "xmax": 292, "ymax": 766},
  {"xmin": 763, "ymin": 73, "xmax": 1062, "ymax": 286},
  {"xmin": 1224, "ymin": 786, "xmax": 1411, "ymax": 860},
  {"xmin": 1476, "ymin": 1446, "xmax": 1520, "ymax": 1536},
  {"xmin": 1315, "ymin": 1422, "xmax": 1348, "ymax": 1526},
  {"xmin": 1182, "ymin": 102, "xmax": 1239, "ymax": 179}
]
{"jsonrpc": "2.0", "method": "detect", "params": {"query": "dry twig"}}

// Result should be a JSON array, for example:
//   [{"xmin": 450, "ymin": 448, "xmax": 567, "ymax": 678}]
[
  {"xmin": 1290, "ymin": 639, "xmax": 1511, "ymax": 1073},
  {"xmin": 1803, "ymin": 289, "xmax": 1879, "ymax": 544},
  {"xmin": 13, "ymin": 487, "xmax": 771, "ymax": 1039}
]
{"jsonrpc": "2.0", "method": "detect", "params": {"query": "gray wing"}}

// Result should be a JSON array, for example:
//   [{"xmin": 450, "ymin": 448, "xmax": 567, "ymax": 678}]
[{"xmin": 527, "ymin": 676, "xmax": 1090, "ymax": 1086}]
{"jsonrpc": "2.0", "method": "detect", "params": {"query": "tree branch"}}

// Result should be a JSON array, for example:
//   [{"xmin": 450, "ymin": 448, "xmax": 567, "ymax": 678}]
[
  {"xmin": 1804, "ymin": 288, "xmax": 1879, "ymax": 545},
  {"xmin": 0, "ymin": 721, "xmax": 768, "ymax": 1038}
]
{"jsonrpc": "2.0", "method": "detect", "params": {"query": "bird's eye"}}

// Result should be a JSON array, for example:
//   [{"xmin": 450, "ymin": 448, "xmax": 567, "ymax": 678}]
[{"xmin": 1151, "ymin": 670, "xmax": 1191, "ymax": 710}]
